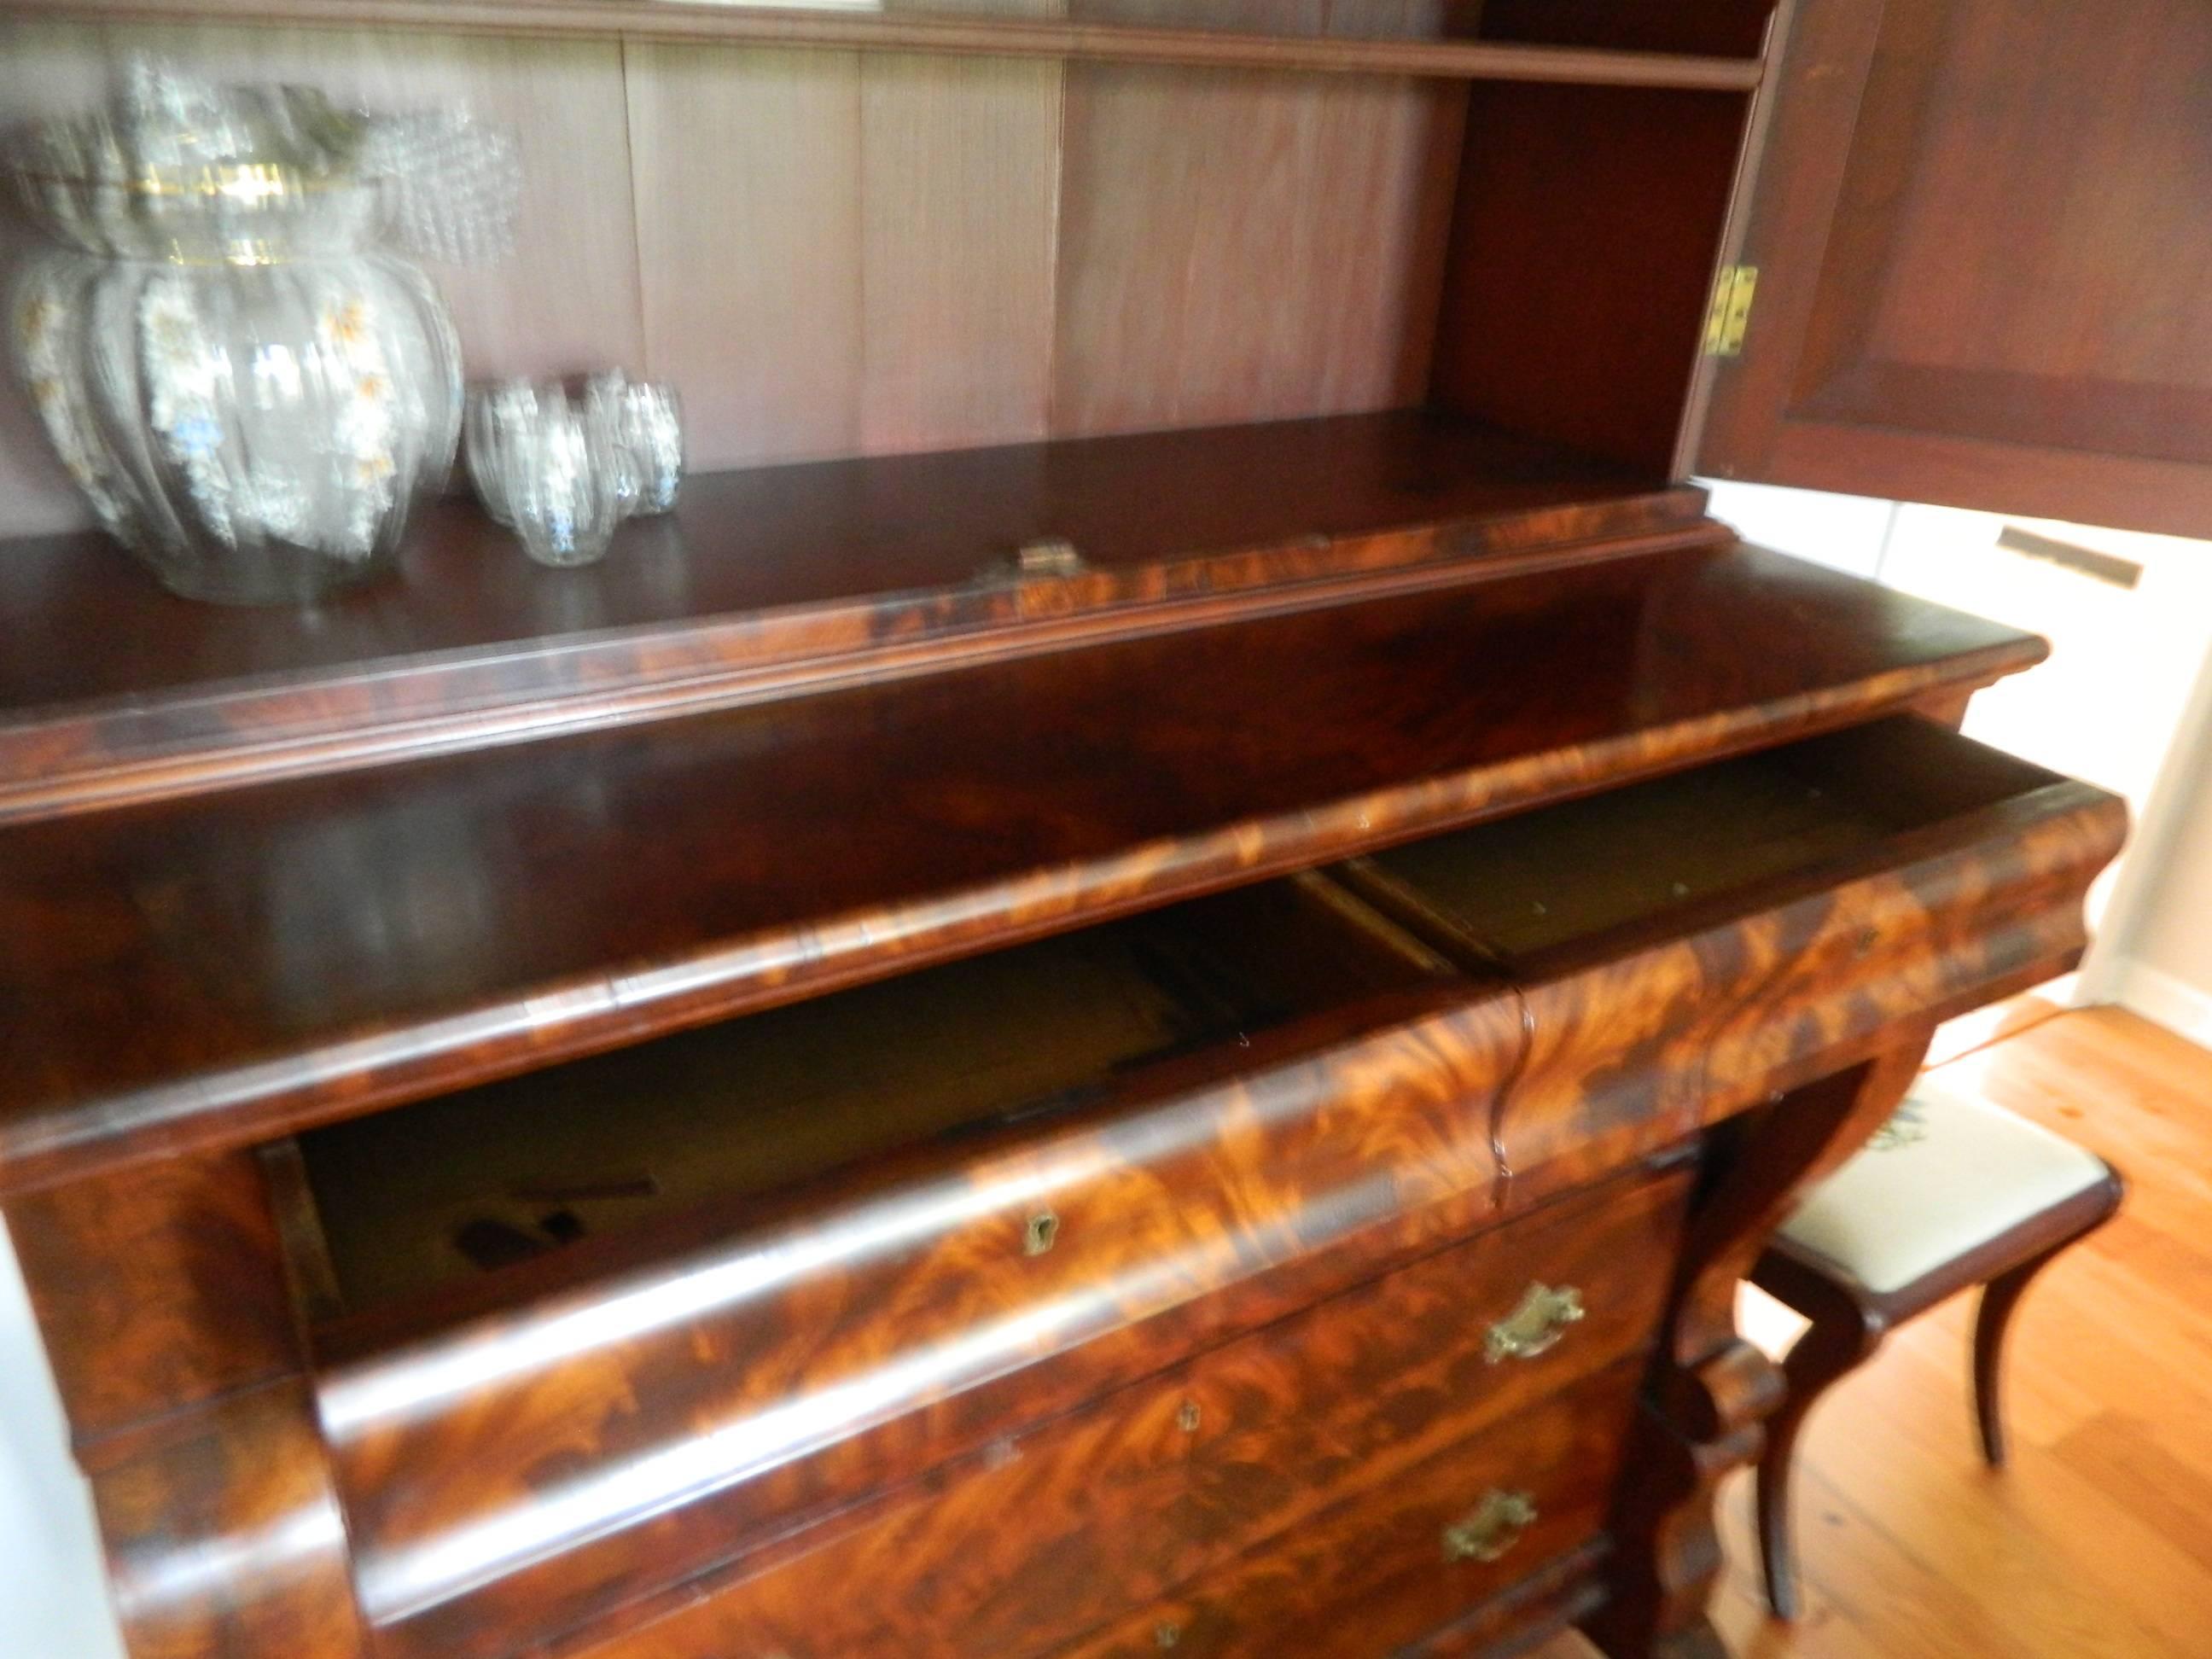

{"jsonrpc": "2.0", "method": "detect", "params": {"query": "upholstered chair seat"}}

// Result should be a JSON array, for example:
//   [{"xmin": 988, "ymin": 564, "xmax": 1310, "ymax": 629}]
[
  {"xmin": 1749, "ymin": 1075, "xmax": 2122, "ymax": 1621},
  {"xmin": 1779, "ymin": 1083, "xmax": 2112, "ymax": 1295}
]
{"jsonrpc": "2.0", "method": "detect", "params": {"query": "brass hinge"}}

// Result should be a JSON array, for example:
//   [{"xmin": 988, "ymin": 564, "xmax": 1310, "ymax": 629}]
[{"xmin": 1703, "ymin": 264, "xmax": 1759, "ymax": 358}]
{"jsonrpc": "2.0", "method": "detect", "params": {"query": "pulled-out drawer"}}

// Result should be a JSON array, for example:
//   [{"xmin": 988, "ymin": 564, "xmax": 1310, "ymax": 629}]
[
  {"xmin": 1335, "ymin": 717, "xmax": 2125, "ymax": 1207},
  {"xmin": 264, "ymin": 716, "xmax": 2118, "ymax": 1659},
  {"xmin": 276, "ymin": 878, "xmax": 1527, "ymax": 1659},
  {"xmin": 556, "ymin": 1161, "xmax": 1689, "ymax": 1659},
  {"xmin": 1048, "ymin": 1356, "xmax": 1647, "ymax": 1659}
]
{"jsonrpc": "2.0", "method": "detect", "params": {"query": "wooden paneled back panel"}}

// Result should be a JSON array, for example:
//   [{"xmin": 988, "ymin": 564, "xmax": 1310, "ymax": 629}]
[
  {"xmin": 1429, "ymin": 79, "xmax": 1751, "ymax": 475},
  {"xmin": 0, "ymin": 16, "xmax": 1466, "ymax": 535}
]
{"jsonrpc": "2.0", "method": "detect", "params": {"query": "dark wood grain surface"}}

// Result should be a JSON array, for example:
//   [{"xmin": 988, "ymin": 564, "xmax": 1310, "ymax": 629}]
[
  {"xmin": 0, "ymin": 14, "xmax": 2144, "ymax": 1656},
  {"xmin": 294, "ymin": 876, "xmax": 1454, "ymax": 1316},
  {"xmin": 1433, "ymin": 82, "xmax": 1749, "ymax": 476},
  {"xmin": 542, "ymin": 1165, "xmax": 1689, "ymax": 1659},
  {"xmin": 317, "ymin": 981, "xmax": 1524, "ymax": 1658},
  {"xmin": 0, "ymin": 412, "xmax": 1685, "ymax": 724},
  {"xmin": 1051, "ymin": 1358, "xmax": 1646, "ymax": 1659},
  {"xmin": 1339, "ymin": 720, "xmax": 2128, "ymax": 1209},
  {"xmin": 1702, "ymin": 0, "xmax": 2212, "ymax": 539},
  {"xmin": 1, "ymin": 712, "xmax": 2117, "ymax": 1659},
  {"xmin": 1477, "ymin": 0, "xmax": 1778, "ymax": 59},
  {"xmin": 0, "ymin": 544, "xmax": 2044, "ymax": 1197},
  {"xmin": 2, "ymin": 1150, "xmax": 300, "ymax": 1453},
  {"xmin": 297, "ymin": 717, "xmax": 2110, "ymax": 1659},
  {"xmin": 0, "ymin": 410, "xmax": 1708, "ymax": 824},
  {"xmin": 90, "ymin": 1379, "xmax": 370, "ymax": 1659},
  {"xmin": 1588, "ymin": 1040, "xmax": 1939, "ymax": 1657}
]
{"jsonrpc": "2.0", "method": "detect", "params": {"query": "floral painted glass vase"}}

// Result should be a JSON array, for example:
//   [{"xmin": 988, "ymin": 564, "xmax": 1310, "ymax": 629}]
[{"xmin": 8, "ymin": 67, "xmax": 468, "ymax": 605}]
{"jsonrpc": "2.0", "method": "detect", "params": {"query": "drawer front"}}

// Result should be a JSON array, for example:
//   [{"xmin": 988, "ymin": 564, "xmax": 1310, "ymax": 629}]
[
  {"xmin": 556, "ymin": 1163, "xmax": 1690, "ymax": 1659},
  {"xmin": 1048, "ymin": 1359, "xmax": 1644, "ymax": 1659},
  {"xmin": 331, "ymin": 990, "xmax": 1528, "ymax": 1659},
  {"xmin": 1334, "ymin": 723, "xmax": 2125, "ymax": 1213},
  {"xmin": 1499, "ymin": 789, "xmax": 2123, "ymax": 1211},
  {"xmin": 1697, "ymin": 794, "xmax": 2128, "ymax": 1106}
]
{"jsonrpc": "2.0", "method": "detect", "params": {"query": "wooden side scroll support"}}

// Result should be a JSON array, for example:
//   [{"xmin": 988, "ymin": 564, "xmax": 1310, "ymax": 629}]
[
  {"xmin": 4, "ymin": 1152, "xmax": 370, "ymax": 1659},
  {"xmin": 1579, "ymin": 1031, "xmax": 1933, "ymax": 1656}
]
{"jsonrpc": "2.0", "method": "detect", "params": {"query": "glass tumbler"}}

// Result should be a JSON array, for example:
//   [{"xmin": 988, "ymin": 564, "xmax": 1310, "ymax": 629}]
[
  {"xmin": 585, "ymin": 372, "xmax": 684, "ymax": 515},
  {"xmin": 499, "ymin": 390, "xmax": 626, "ymax": 568},
  {"xmin": 464, "ymin": 379, "xmax": 540, "ymax": 527}
]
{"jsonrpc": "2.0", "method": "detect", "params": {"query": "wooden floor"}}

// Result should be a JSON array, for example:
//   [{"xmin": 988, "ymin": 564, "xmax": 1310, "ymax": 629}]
[{"xmin": 1534, "ymin": 1001, "xmax": 2212, "ymax": 1659}]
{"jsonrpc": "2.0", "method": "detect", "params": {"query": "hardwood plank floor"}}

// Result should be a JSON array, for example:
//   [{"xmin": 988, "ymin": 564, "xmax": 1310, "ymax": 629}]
[{"xmin": 1535, "ymin": 1002, "xmax": 2212, "ymax": 1658}]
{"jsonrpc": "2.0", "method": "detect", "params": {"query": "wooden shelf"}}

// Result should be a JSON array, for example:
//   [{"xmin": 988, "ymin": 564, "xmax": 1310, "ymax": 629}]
[
  {"xmin": 2, "ymin": 0, "xmax": 1767, "ymax": 89},
  {"xmin": 0, "ymin": 410, "xmax": 1712, "ymax": 824},
  {"xmin": 0, "ymin": 541, "xmax": 2044, "ymax": 1197}
]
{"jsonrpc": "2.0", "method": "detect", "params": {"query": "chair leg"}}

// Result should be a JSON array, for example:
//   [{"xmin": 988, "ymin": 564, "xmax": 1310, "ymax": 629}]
[
  {"xmin": 1756, "ymin": 1307, "xmax": 1883, "ymax": 1622},
  {"xmin": 1971, "ymin": 1246, "xmax": 2065, "ymax": 1470},
  {"xmin": 1972, "ymin": 1170, "xmax": 2124, "ymax": 1470}
]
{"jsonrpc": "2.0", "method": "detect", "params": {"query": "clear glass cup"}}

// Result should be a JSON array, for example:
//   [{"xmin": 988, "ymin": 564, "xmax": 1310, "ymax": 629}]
[
  {"xmin": 585, "ymin": 371, "xmax": 684, "ymax": 515},
  {"xmin": 463, "ymin": 378, "xmax": 538, "ymax": 527},
  {"xmin": 498, "ymin": 388, "xmax": 625, "ymax": 568}
]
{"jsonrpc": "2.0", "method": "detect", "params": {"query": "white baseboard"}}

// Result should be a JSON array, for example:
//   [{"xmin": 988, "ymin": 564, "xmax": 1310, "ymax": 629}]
[{"xmin": 2106, "ymin": 957, "xmax": 2212, "ymax": 1048}]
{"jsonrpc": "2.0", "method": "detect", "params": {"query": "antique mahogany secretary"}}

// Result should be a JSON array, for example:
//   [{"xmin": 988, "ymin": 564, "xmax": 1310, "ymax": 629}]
[{"xmin": 0, "ymin": 2, "xmax": 2157, "ymax": 1656}]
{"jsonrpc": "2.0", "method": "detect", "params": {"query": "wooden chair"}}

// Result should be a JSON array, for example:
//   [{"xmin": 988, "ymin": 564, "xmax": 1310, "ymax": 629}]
[{"xmin": 1747, "ymin": 1077, "xmax": 2124, "ymax": 1621}]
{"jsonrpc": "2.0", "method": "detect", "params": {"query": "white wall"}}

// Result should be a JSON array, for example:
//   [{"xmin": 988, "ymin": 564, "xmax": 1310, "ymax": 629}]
[
  {"xmin": 1704, "ymin": 478, "xmax": 2212, "ymax": 1035},
  {"xmin": 0, "ymin": 1219, "xmax": 126, "ymax": 1659},
  {"xmin": 2103, "ymin": 712, "xmax": 2212, "ymax": 1048},
  {"xmin": 1698, "ymin": 478, "xmax": 1895, "ymax": 580}
]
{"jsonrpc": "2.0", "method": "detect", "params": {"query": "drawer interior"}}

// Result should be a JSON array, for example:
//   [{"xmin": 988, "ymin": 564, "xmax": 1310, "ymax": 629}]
[
  {"xmin": 1347, "ymin": 718, "xmax": 2064, "ymax": 964},
  {"xmin": 286, "ymin": 876, "xmax": 1448, "ymax": 1318}
]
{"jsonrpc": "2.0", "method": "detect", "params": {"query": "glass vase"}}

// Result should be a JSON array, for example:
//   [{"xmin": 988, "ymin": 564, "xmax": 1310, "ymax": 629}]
[{"xmin": 8, "ymin": 79, "xmax": 464, "ymax": 605}]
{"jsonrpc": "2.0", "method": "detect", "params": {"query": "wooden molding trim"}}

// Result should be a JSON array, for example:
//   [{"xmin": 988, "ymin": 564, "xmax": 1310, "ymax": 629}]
[
  {"xmin": 0, "ymin": 518, "xmax": 1724, "ymax": 829},
  {"xmin": 0, "ymin": 0, "xmax": 1768, "ymax": 88}
]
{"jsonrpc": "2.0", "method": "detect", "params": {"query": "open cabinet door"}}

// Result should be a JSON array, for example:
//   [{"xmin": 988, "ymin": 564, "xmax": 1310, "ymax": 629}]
[{"xmin": 1696, "ymin": 0, "xmax": 2212, "ymax": 539}]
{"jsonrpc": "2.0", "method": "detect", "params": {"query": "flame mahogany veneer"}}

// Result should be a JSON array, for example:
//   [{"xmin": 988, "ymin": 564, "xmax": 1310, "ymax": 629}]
[
  {"xmin": 0, "ymin": 542, "xmax": 2046, "ymax": 1197},
  {"xmin": 0, "ymin": 0, "xmax": 2147, "ymax": 1646},
  {"xmin": 0, "ymin": 463, "xmax": 2120, "ymax": 1659}
]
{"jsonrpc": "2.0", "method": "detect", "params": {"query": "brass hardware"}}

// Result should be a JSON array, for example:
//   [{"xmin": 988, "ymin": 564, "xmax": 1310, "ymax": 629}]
[
  {"xmin": 1485, "ymin": 1283, "xmax": 1585, "ymax": 1364},
  {"xmin": 974, "ymin": 538, "xmax": 1089, "ymax": 588},
  {"xmin": 1016, "ymin": 538, "xmax": 1087, "ymax": 578},
  {"xmin": 1703, "ymin": 264, "xmax": 1758, "ymax": 358},
  {"xmin": 1177, "ymin": 1400, "xmax": 1202, "ymax": 1434},
  {"xmin": 1023, "ymin": 1209, "xmax": 1060, "ymax": 1256},
  {"xmin": 1442, "ymin": 1489, "xmax": 1538, "ymax": 1563},
  {"xmin": 1154, "ymin": 1622, "xmax": 1182, "ymax": 1650}
]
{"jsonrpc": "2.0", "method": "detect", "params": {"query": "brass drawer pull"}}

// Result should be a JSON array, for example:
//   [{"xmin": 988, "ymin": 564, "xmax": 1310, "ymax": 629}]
[
  {"xmin": 1485, "ymin": 1283, "xmax": 1584, "ymax": 1364},
  {"xmin": 1443, "ymin": 1489, "xmax": 1538, "ymax": 1563},
  {"xmin": 1016, "ymin": 538, "xmax": 1087, "ymax": 578}
]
